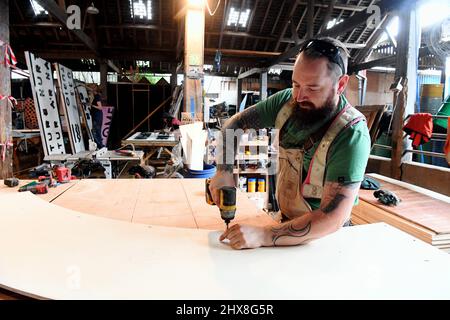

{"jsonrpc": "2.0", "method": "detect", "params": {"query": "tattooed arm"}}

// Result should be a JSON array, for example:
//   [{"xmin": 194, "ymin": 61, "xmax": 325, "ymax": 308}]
[
  {"xmin": 216, "ymin": 105, "xmax": 265, "ymax": 172},
  {"xmin": 209, "ymin": 106, "xmax": 265, "ymax": 204},
  {"xmin": 219, "ymin": 181, "xmax": 361, "ymax": 249}
]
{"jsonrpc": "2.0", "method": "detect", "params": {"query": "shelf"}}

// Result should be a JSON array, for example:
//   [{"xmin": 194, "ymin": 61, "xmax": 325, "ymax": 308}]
[
  {"xmin": 236, "ymin": 154, "xmax": 268, "ymax": 160},
  {"xmin": 234, "ymin": 169, "xmax": 267, "ymax": 174},
  {"xmin": 239, "ymin": 140, "xmax": 269, "ymax": 147}
]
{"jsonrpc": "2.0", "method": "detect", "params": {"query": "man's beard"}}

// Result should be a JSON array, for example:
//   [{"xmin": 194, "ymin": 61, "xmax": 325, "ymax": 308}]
[{"xmin": 291, "ymin": 93, "xmax": 338, "ymax": 128}]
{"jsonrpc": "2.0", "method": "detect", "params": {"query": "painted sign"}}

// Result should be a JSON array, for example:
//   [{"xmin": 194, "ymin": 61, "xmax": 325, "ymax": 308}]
[
  {"xmin": 55, "ymin": 64, "xmax": 86, "ymax": 154},
  {"xmin": 25, "ymin": 52, "xmax": 66, "ymax": 156}
]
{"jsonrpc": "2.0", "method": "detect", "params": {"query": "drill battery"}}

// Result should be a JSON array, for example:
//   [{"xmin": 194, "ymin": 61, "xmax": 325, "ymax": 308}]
[{"xmin": 4, "ymin": 177, "xmax": 19, "ymax": 187}]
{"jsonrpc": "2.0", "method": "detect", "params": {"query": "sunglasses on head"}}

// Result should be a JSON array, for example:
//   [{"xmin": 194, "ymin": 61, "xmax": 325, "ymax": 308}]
[{"xmin": 299, "ymin": 39, "xmax": 346, "ymax": 75}]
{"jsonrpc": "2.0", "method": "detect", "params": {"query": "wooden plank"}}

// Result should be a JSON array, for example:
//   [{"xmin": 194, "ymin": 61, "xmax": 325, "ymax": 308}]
[
  {"xmin": 2, "ymin": 193, "xmax": 450, "ymax": 299},
  {"xmin": 358, "ymin": 179, "xmax": 450, "ymax": 234},
  {"xmin": 352, "ymin": 201, "xmax": 434, "ymax": 244}
]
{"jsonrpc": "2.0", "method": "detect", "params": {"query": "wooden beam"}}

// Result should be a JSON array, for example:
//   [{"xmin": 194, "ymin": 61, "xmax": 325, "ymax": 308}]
[
  {"xmin": 238, "ymin": 67, "xmax": 264, "ymax": 79},
  {"xmin": 230, "ymin": 0, "xmax": 246, "ymax": 49},
  {"xmin": 297, "ymin": 1, "xmax": 365, "ymax": 11},
  {"xmin": 205, "ymin": 48, "xmax": 279, "ymax": 57},
  {"xmin": 348, "ymin": 55, "xmax": 396, "ymax": 74},
  {"xmin": 252, "ymin": 0, "xmax": 272, "ymax": 51},
  {"xmin": 317, "ymin": 0, "xmax": 336, "ymax": 35},
  {"xmin": 306, "ymin": 0, "xmax": 314, "ymax": 39},
  {"xmin": 265, "ymin": 0, "xmax": 286, "ymax": 51},
  {"xmin": 274, "ymin": 0, "xmax": 300, "ymax": 52},
  {"xmin": 391, "ymin": 5, "xmax": 419, "ymax": 179},
  {"xmin": 268, "ymin": 0, "xmax": 404, "ymax": 67},
  {"xmin": 344, "ymin": 0, "xmax": 370, "ymax": 42},
  {"xmin": 353, "ymin": 14, "xmax": 393, "ymax": 64},
  {"xmin": 159, "ymin": 0, "xmax": 163, "ymax": 48},
  {"xmin": 0, "ymin": 0, "xmax": 12, "ymax": 178},
  {"xmin": 242, "ymin": 0, "xmax": 259, "ymax": 49},
  {"xmin": 260, "ymin": 71, "xmax": 268, "ymax": 100},
  {"xmin": 218, "ymin": 0, "xmax": 230, "ymax": 50},
  {"xmin": 36, "ymin": 0, "xmax": 100, "ymax": 56},
  {"xmin": 116, "ymin": 0, "xmax": 124, "ymax": 41}
]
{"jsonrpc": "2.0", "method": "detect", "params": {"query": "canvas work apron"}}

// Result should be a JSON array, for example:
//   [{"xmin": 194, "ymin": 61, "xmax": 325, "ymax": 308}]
[{"xmin": 274, "ymin": 100, "xmax": 365, "ymax": 220}]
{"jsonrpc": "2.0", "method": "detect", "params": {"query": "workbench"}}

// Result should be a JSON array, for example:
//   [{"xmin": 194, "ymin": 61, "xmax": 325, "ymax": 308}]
[
  {"xmin": 1, "ymin": 178, "xmax": 450, "ymax": 299},
  {"xmin": 121, "ymin": 131, "xmax": 180, "ymax": 166}
]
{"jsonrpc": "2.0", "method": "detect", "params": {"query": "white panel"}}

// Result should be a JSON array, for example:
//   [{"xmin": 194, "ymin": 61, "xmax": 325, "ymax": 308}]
[
  {"xmin": 1, "ymin": 192, "xmax": 450, "ymax": 299},
  {"xmin": 75, "ymin": 83, "xmax": 94, "ymax": 141},
  {"xmin": 25, "ymin": 52, "xmax": 66, "ymax": 156},
  {"xmin": 56, "ymin": 64, "xmax": 86, "ymax": 154}
]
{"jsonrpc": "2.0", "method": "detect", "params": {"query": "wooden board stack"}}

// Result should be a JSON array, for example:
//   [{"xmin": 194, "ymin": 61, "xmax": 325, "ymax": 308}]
[{"xmin": 352, "ymin": 174, "xmax": 450, "ymax": 252}]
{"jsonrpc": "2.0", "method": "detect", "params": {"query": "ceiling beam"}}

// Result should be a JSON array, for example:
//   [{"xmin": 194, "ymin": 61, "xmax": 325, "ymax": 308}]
[
  {"xmin": 344, "ymin": 0, "xmax": 370, "ymax": 42},
  {"xmin": 317, "ymin": 0, "xmax": 336, "ymax": 35},
  {"xmin": 218, "ymin": 0, "xmax": 230, "ymax": 50},
  {"xmin": 353, "ymin": 14, "xmax": 393, "ymax": 64},
  {"xmin": 274, "ymin": 0, "xmax": 300, "ymax": 52},
  {"xmin": 348, "ymin": 55, "xmax": 396, "ymax": 74},
  {"xmin": 265, "ymin": 0, "xmax": 286, "ymax": 51},
  {"xmin": 307, "ymin": 0, "xmax": 314, "ymax": 39},
  {"xmin": 267, "ymin": 0, "xmax": 405, "ymax": 67},
  {"xmin": 252, "ymin": 0, "xmax": 272, "ymax": 51},
  {"xmin": 36, "ymin": 0, "xmax": 100, "ymax": 56},
  {"xmin": 242, "ymin": 0, "xmax": 259, "ymax": 49}
]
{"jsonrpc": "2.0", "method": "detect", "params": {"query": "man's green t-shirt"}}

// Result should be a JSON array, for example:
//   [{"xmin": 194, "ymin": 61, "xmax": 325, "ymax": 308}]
[{"xmin": 254, "ymin": 88, "xmax": 371, "ymax": 210}]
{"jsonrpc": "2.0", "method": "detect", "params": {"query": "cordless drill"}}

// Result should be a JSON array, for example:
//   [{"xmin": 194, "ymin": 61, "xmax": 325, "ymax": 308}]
[
  {"xmin": 18, "ymin": 181, "xmax": 48, "ymax": 194},
  {"xmin": 205, "ymin": 178, "xmax": 237, "ymax": 229}
]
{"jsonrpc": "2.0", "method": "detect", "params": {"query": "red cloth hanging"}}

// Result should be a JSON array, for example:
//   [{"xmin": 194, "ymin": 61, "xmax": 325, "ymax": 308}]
[{"xmin": 403, "ymin": 113, "xmax": 434, "ymax": 148}]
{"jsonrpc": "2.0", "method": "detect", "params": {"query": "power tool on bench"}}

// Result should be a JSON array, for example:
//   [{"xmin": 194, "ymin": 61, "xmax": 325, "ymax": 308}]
[
  {"xmin": 4, "ymin": 177, "xmax": 19, "ymax": 187},
  {"xmin": 205, "ymin": 178, "xmax": 237, "ymax": 229},
  {"xmin": 18, "ymin": 181, "xmax": 48, "ymax": 194}
]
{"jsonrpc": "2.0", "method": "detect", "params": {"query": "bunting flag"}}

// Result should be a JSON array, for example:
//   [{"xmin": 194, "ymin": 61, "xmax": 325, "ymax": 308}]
[{"xmin": 4, "ymin": 44, "xmax": 17, "ymax": 67}]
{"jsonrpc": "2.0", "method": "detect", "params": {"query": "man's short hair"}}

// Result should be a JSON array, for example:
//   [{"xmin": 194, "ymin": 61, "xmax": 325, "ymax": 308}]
[{"xmin": 298, "ymin": 37, "xmax": 350, "ymax": 81}]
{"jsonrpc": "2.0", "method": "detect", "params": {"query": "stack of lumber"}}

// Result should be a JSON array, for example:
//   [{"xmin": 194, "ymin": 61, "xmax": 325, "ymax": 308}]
[{"xmin": 352, "ymin": 174, "xmax": 450, "ymax": 252}]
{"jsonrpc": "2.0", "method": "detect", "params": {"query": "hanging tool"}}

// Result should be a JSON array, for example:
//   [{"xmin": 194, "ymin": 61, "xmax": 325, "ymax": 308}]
[{"xmin": 205, "ymin": 178, "xmax": 237, "ymax": 229}]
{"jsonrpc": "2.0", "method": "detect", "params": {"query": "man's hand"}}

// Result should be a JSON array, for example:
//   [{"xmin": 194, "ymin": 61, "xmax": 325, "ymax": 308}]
[
  {"xmin": 209, "ymin": 170, "xmax": 235, "ymax": 205},
  {"xmin": 220, "ymin": 224, "xmax": 272, "ymax": 250}
]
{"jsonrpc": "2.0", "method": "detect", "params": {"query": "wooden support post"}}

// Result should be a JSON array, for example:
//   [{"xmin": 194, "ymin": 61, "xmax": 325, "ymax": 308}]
[
  {"xmin": 236, "ymin": 78, "xmax": 242, "ymax": 111},
  {"xmin": 260, "ymin": 71, "xmax": 268, "ymax": 101},
  {"xmin": 171, "ymin": 65, "xmax": 177, "ymax": 92},
  {"xmin": 183, "ymin": 3, "xmax": 204, "ymax": 121},
  {"xmin": 0, "ymin": 0, "xmax": 12, "ymax": 179},
  {"xmin": 100, "ymin": 60, "xmax": 108, "ymax": 100},
  {"xmin": 390, "ymin": 4, "xmax": 420, "ymax": 179}
]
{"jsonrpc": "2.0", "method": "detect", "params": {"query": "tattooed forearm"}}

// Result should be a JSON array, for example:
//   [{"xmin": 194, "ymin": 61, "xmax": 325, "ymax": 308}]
[
  {"xmin": 217, "ymin": 106, "xmax": 264, "ymax": 172},
  {"xmin": 321, "ymin": 194, "xmax": 346, "ymax": 214},
  {"xmin": 320, "ymin": 181, "xmax": 360, "ymax": 214},
  {"xmin": 271, "ymin": 221, "xmax": 312, "ymax": 246}
]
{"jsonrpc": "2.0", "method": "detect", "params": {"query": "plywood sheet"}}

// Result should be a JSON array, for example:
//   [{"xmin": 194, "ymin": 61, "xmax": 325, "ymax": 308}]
[
  {"xmin": 2, "ymin": 192, "xmax": 450, "ymax": 299},
  {"xmin": 360, "ymin": 174, "xmax": 450, "ymax": 234},
  {"xmin": 51, "ymin": 179, "xmax": 275, "ymax": 230}
]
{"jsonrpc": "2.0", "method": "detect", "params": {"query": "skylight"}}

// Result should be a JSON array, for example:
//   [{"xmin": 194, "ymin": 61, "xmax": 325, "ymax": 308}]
[
  {"xmin": 326, "ymin": 18, "xmax": 343, "ymax": 30},
  {"xmin": 227, "ymin": 8, "xmax": 251, "ymax": 28},
  {"xmin": 129, "ymin": 0, "xmax": 152, "ymax": 20},
  {"xmin": 30, "ymin": 0, "xmax": 48, "ymax": 16}
]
